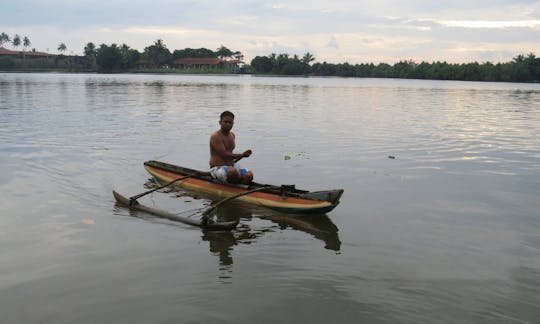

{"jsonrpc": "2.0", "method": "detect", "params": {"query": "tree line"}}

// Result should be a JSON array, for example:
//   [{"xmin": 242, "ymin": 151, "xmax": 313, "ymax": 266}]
[
  {"xmin": 2, "ymin": 30, "xmax": 539, "ymax": 82},
  {"xmin": 88, "ymin": 40, "xmax": 244, "ymax": 72},
  {"xmin": 250, "ymin": 52, "xmax": 540, "ymax": 82},
  {"xmin": 1, "ymin": 32, "xmax": 243, "ymax": 73}
]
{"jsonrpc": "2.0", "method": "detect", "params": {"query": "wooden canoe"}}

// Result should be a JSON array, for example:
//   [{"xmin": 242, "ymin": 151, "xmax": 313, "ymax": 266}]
[
  {"xmin": 113, "ymin": 190, "xmax": 239, "ymax": 231},
  {"xmin": 143, "ymin": 160, "xmax": 344, "ymax": 214}
]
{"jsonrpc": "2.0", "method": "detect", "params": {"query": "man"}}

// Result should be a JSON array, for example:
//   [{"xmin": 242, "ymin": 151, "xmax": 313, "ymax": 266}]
[{"xmin": 209, "ymin": 111, "xmax": 254, "ymax": 184}]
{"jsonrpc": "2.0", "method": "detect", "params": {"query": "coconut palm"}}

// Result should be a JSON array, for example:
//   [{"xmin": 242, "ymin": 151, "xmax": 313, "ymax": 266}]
[
  {"xmin": 58, "ymin": 43, "xmax": 67, "ymax": 54},
  {"xmin": 23, "ymin": 36, "xmax": 31, "ymax": 51},
  {"xmin": 12, "ymin": 34, "xmax": 21, "ymax": 51},
  {"xmin": 216, "ymin": 45, "xmax": 233, "ymax": 60},
  {"xmin": 0, "ymin": 33, "xmax": 10, "ymax": 48},
  {"xmin": 233, "ymin": 51, "xmax": 244, "ymax": 61},
  {"xmin": 302, "ymin": 52, "xmax": 315, "ymax": 65}
]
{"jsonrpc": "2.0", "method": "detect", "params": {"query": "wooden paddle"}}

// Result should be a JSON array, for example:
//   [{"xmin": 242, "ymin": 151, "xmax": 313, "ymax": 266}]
[{"xmin": 129, "ymin": 174, "xmax": 200, "ymax": 205}]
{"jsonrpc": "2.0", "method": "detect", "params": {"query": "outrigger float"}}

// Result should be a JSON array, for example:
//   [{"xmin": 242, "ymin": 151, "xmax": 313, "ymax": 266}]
[{"xmin": 113, "ymin": 160, "xmax": 344, "ymax": 230}]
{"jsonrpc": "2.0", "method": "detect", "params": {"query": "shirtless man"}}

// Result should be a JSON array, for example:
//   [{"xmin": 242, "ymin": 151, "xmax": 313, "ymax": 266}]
[{"xmin": 209, "ymin": 111, "xmax": 254, "ymax": 184}]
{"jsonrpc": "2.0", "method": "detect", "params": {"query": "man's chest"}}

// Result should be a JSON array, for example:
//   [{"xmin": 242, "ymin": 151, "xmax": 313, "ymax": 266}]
[{"xmin": 222, "ymin": 136, "xmax": 235, "ymax": 150}]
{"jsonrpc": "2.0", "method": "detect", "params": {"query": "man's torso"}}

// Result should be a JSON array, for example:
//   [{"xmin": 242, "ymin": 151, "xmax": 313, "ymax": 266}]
[{"xmin": 209, "ymin": 130, "xmax": 235, "ymax": 167}]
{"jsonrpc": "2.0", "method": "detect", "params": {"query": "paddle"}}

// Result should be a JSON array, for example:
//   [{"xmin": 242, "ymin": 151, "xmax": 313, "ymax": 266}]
[
  {"xmin": 128, "ymin": 155, "xmax": 247, "ymax": 205},
  {"xmin": 128, "ymin": 174, "xmax": 198, "ymax": 205}
]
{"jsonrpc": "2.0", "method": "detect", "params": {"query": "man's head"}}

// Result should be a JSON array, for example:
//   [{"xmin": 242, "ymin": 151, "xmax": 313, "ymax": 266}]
[
  {"xmin": 220, "ymin": 111, "xmax": 234, "ymax": 120},
  {"xmin": 219, "ymin": 110, "xmax": 235, "ymax": 133}
]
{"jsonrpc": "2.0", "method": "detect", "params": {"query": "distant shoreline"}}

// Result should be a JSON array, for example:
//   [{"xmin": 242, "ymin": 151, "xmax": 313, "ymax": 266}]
[{"xmin": 1, "ymin": 69, "xmax": 538, "ymax": 84}]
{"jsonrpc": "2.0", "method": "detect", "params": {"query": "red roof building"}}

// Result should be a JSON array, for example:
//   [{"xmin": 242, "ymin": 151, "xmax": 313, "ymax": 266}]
[{"xmin": 0, "ymin": 47, "xmax": 55, "ymax": 57}]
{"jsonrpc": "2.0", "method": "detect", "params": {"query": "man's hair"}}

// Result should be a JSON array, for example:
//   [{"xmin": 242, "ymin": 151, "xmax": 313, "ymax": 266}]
[{"xmin": 220, "ymin": 111, "xmax": 235, "ymax": 120}]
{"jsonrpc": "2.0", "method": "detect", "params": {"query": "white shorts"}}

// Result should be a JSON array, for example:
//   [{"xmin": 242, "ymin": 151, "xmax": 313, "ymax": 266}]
[{"xmin": 210, "ymin": 164, "xmax": 250, "ymax": 182}]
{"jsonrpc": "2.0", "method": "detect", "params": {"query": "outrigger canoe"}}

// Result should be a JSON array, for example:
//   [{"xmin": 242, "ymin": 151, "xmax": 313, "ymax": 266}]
[{"xmin": 143, "ymin": 160, "xmax": 344, "ymax": 214}]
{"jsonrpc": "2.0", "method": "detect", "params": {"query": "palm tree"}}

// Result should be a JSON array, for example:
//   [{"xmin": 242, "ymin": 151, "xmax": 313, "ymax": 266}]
[
  {"xmin": 12, "ymin": 34, "xmax": 21, "ymax": 51},
  {"xmin": 0, "ymin": 32, "xmax": 10, "ymax": 48},
  {"xmin": 23, "ymin": 36, "xmax": 31, "ymax": 52},
  {"xmin": 302, "ymin": 52, "xmax": 315, "ymax": 65},
  {"xmin": 154, "ymin": 39, "xmax": 165, "ymax": 48},
  {"xmin": 58, "ymin": 43, "xmax": 67, "ymax": 54},
  {"xmin": 216, "ymin": 45, "xmax": 233, "ymax": 60},
  {"xmin": 233, "ymin": 51, "xmax": 244, "ymax": 61},
  {"xmin": 513, "ymin": 54, "xmax": 525, "ymax": 63}
]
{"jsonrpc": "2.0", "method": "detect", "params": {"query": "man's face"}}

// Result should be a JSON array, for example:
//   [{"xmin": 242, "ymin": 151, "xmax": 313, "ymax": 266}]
[{"xmin": 220, "ymin": 116, "xmax": 234, "ymax": 132}]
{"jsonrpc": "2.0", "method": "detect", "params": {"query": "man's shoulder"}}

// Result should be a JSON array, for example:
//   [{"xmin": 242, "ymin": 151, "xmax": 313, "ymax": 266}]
[{"xmin": 211, "ymin": 130, "xmax": 234, "ymax": 139}]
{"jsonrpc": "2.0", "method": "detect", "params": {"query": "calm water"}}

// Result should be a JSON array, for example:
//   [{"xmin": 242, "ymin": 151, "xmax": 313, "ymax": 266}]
[{"xmin": 1, "ymin": 73, "xmax": 540, "ymax": 323}]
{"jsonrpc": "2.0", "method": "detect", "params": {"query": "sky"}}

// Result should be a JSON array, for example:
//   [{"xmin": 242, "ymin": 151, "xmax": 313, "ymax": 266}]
[{"xmin": 1, "ymin": 0, "xmax": 540, "ymax": 64}]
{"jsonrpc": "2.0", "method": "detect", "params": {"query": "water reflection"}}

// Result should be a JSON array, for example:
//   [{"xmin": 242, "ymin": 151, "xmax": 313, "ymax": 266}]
[
  {"xmin": 114, "ymin": 184, "xmax": 341, "ymax": 277},
  {"xmin": 127, "ymin": 182, "xmax": 341, "ymax": 263},
  {"xmin": 198, "ymin": 194, "xmax": 341, "ymax": 263}
]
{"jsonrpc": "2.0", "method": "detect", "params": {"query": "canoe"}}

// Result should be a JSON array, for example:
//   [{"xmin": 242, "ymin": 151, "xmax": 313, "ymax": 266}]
[
  {"xmin": 143, "ymin": 160, "xmax": 344, "ymax": 214},
  {"xmin": 113, "ymin": 190, "xmax": 239, "ymax": 231}
]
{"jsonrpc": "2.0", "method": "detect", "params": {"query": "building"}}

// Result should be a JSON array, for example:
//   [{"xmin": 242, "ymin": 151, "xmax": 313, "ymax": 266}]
[{"xmin": 0, "ymin": 47, "xmax": 55, "ymax": 58}]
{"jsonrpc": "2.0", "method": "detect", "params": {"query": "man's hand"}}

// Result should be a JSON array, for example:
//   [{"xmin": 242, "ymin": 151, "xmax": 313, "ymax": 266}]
[{"xmin": 242, "ymin": 150, "xmax": 252, "ymax": 158}]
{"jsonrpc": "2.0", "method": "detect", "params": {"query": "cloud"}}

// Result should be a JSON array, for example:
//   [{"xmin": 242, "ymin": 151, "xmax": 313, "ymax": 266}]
[
  {"xmin": 327, "ymin": 35, "xmax": 339, "ymax": 49},
  {"xmin": 1, "ymin": 1, "xmax": 539, "ymax": 63},
  {"xmin": 438, "ymin": 19, "xmax": 540, "ymax": 29}
]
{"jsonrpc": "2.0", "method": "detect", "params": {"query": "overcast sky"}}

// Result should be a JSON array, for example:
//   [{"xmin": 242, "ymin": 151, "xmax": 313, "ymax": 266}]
[{"xmin": 2, "ymin": 0, "xmax": 540, "ymax": 64}]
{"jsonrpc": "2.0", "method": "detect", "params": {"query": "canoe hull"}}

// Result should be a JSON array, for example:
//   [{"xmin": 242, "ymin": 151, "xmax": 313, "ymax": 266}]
[{"xmin": 143, "ymin": 160, "xmax": 343, "ymax": 214}]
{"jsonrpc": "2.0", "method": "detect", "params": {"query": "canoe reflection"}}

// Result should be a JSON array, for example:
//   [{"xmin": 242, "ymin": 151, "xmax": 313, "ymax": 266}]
[
  {"xmin": 200, "ymin": 196, "xmax": 341, "ymax": 267},
  {"xmin": 137, "ymin": 182, "xmax": 341, "ymax": 266}
]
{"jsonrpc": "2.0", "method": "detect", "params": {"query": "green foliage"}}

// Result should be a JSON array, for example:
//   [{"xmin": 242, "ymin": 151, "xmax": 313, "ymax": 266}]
[
  {"xmin": 172, "ymin": 48, "xmax": 216, "ymax": 59},
  {"xmin": 302, "ymin": 52, "xmax": 315, "ymax": 65},
  {"xmin": 143, "ymin": 39, "xmax": 171, "ymax": 68},
  {"xmin": 216, "ymin": 45, "xmax": 233, "ymax": 59},
  {"xmin": 250, "ymin": 56, "xmax": 273, "ymax": 73},
  {"xmin": 96, "ymin": 43, "xmax": 123, "ymax": 72},
  {"xmin": 233, "ymin": 51, "xmax": 244, "ymax": 61},
  {"xmin": 250, "ymin": 53, "xmax": 311, "ymax": 75},
  {"xmin": 311, "ymin": 62, "xmax": 336, "ymax": 75},
  {"xmin": 83, "ymin": 42, "xmax": 97, "ymax": 69},
  {"xmin": 57, "ymin": 43, "xmax": 67, "ymax": 53},
  {"xmin": 12, "ymin": 34, "xmax": 21, "ymax": 49},
  {"xmin": 300, "ymin": 53, "xmax": 540, "ymax": 82},
  {"xmin": 84, "ymin": 42, "xmax": 96, "ymax": 57},
  {"xmin": 23, "ymin": 36, "xmax": 30, "ymax": 49},
  {"xmin": 93, "ymin": 43, "xmax": 140, "ymax": 72},
  {"xmin": 119, "ymin": 44, "xmax": 140, "ymax": 69},
  {"xmin": 0, "ymin": 32, "xmax": 10, "ymax": 47}
]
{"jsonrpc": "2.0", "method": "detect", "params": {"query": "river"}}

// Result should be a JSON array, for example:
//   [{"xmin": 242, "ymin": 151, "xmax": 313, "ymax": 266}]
[{"xmin": 1, "ymin": 73, "xmax": 539, "ymax": 323}]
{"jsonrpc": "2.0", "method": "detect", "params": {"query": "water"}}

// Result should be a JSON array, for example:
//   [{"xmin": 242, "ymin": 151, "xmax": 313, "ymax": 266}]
[{"xmin": 1, "ymin": 73, "xmax": 540, "ymax": 323}]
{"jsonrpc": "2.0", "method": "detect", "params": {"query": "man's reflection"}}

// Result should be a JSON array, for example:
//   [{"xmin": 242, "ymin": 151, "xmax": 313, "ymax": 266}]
[{"xmin": 201, "ymin": 202, "xmax": 250, "ymax": 267}]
